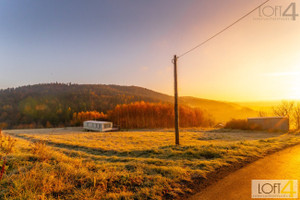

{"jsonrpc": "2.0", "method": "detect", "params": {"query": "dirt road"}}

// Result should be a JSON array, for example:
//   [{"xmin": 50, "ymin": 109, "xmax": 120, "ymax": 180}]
[{"xmin": 189, "ymin": 145, "xmax": 300, "ymax": 200}]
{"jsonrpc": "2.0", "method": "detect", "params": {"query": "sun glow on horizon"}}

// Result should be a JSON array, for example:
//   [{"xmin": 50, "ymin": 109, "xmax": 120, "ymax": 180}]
[{"xmin": 288, "ymin": 85, "xmax": 300, "ymax": 100}]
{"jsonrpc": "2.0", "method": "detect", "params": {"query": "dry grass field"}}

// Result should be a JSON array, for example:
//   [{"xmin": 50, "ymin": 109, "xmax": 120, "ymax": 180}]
[{"xmin": 1, "ymin": 128, "xmax": 300, "ymax": 199}]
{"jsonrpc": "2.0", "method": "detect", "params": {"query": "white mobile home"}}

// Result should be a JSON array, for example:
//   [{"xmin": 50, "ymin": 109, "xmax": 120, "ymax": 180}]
[
  {"xmin": 83, "ymin": 121, "xmax": 113, "ymax": 132},
  {"xmin": 247, "ymin": 117, "xmax": 289, "ymax": 132}
]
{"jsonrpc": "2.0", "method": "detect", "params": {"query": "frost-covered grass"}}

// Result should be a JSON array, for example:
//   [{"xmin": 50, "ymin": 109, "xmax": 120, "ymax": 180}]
[{"xmin": 1, "ymin": 128, "xmax": 300, "ymax": 200}]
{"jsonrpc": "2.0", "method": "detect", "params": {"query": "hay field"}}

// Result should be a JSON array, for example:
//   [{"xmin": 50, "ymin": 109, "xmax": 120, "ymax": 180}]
[{"xmin": 1, "ymin": 128, "xmax": 300, "ymax": 199}]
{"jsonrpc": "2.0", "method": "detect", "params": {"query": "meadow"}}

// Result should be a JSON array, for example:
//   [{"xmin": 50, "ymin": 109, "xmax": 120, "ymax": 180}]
[{"xmin": 1, "ymin": 128, "xmax": 300, "ymax": 199}]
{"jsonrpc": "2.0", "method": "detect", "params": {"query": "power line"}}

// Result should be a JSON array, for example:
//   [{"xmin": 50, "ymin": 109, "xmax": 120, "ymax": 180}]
[{"xmin": 178, "ymin": 0, "xmax": 271, "ymax": 59}]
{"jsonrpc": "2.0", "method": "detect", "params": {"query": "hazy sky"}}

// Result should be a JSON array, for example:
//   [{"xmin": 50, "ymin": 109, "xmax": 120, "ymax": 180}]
[{"xmin": 0, "ymin": 0, "xmax": 299, "ymax": 101}]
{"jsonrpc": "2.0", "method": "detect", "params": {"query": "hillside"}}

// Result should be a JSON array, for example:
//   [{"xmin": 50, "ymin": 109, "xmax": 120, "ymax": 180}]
[
  {"xmin": 236, "ymin": 101, "xmax": 284, "ymax": 114},
  {"xmin": 0, "ymin": 83, "xmax": 173, "ymax": 128},
  {"xmin": 179, "ymin": 96, "xmax": 258, "ymax": 123},
  {"xmin": 0, "ymin": 83, "xmax": 257, "ymax": 128}
]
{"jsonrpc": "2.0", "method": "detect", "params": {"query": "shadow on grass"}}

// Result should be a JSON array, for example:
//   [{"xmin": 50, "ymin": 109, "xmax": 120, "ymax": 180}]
[{"xmin": 9, "ymin": 133, "xmax": 224, "ymax": 161}]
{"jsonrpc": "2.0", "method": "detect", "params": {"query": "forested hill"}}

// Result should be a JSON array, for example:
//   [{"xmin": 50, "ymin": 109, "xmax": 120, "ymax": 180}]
[
  {"xmin": 0, "ymin": 83, "xmax": 172, "ymax": 104},
  {"xmin": 0, "ymin": 83, "xmax": 173, "ymax": 128},
  {"xmin": 0, "ymin": 83, "xmax": 257, "ymax": 128}
]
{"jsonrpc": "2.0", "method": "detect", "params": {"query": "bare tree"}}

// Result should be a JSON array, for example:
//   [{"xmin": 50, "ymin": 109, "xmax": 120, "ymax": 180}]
[
  {"xmin": 258, "ymin": 110, "xmax": 268, "ymax": 117},
  {"xmin": 272, "ymin": 100, "xmax": 295, "ymax": 119},
  {"xmin": 293, "ymin": 103, "xmax": 300, "ymax": 130}
]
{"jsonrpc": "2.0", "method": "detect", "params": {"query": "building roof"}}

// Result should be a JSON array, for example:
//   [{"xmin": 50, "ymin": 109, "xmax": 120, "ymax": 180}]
[
  {"xmin": 248, "ymin": 117, "xmax": 288, "ymax": 120},
  {"xmin": 84, "ymin": 120, "xmax": 112, "ymax": 124}
]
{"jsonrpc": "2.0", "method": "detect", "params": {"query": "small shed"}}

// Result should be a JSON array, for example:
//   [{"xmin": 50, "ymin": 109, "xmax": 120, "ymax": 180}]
[
  {"xmin": 83, "ymin": 120, "xmax": 113, "ymax": 132},
  {"xmin": 247, "ymin": 117, "xmax": 289, "ymax": 132}
]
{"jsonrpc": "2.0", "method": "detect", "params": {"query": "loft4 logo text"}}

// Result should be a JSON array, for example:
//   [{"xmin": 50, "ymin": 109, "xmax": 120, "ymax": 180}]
[
  {"xmin": 252, "ymin": 180, "xmax": 298, "ymax": 198},
  {"xmin": 256, "ymin": 2, "xmax": 298, "ymax": 20}
]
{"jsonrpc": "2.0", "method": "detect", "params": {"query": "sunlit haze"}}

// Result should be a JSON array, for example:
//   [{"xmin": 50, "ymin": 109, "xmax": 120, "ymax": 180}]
[{"xmin": 0, "ymin": 0, "xmax": 299, "ymax": 101}]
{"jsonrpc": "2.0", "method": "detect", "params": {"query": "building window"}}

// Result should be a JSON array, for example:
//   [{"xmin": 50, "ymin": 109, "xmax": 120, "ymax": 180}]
[{"xmin": 104, "ymin": 124, "xmax": 111, "ymax": 129}]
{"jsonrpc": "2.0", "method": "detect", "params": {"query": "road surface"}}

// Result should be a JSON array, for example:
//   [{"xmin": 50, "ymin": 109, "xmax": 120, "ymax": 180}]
[{"xmin": 189, "ymin": 145, "xmax": 300, "ymax": 200}]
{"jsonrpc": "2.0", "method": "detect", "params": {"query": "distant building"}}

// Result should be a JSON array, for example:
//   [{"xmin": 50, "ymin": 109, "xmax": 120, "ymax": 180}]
[
  {"xmin": 83, "ymin": 120, "xmax": 113, "ymax": 132},
  {"xmin": 247, "ymin": 117, "xmax": 289, "ymax": 132}
]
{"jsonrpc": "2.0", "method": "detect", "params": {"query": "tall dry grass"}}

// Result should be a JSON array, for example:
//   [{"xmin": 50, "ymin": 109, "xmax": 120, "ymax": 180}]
[
  {"xmin": 1, "ymin": 129, "xmax": 299, "ymax": 199},
  {"xmin": 0, "ymin": 129, "xmax": 16, "ymax": 181}
]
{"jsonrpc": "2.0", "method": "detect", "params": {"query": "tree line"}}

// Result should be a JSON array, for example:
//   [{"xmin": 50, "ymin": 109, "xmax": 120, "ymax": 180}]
[
  {"xmin": 70, "ymin": 102, "xmax": 214, "ymax": 129},
  {"xmin": 0, "ymin": 83, "xmax": 173, "ymax": 129},
  {"xmin": 0, "ymin": 84, "xmax": 214, "ymax": 129},
  {"xmin": 107, "ymin": 101, "xmax": 214, "ymax": 129}
]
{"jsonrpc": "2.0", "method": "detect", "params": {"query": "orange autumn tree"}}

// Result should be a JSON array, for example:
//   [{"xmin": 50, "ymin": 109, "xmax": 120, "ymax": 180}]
[
  {"xmin": 107, "ymin": 101, "xmax": 214, "ymax": 129},
  {"xmin": 71, "ymin": 111, "xmax": 107, "ymax": 126}
]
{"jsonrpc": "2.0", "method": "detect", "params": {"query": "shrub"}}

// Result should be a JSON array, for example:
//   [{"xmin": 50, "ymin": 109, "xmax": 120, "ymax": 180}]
[
  {"xmin": 225, "ymin": 119, "xmax": 263, "ymax": 130},
  {"xmin": 225, "ymin": 119, "xmax": 249, "ymax": 130},
  {"xmin": 0, "ymin": 129, "xmax": 16, "ymax": 181},
  {"xmin": 30, "ymin": 140, "xmax": 50, "ymax": 161},
  {"xmin": 0, "ymin": 156, "xmax": 7, "ymax": 180},
  {"xmin": 0, "ymin": 130, "xmax": 16, "ymax": 154}
]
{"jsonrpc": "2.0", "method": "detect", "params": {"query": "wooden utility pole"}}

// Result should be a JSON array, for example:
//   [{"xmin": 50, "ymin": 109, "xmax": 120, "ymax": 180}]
[{"xmin": 173, "ymin": 55, "xmax": 179, "ymax": 145}]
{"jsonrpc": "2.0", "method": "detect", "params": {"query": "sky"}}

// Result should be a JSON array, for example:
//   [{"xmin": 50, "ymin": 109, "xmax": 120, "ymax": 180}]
[{"xmin": 0, "ymin": 0, "xmax": 299, "ymax": 101}]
